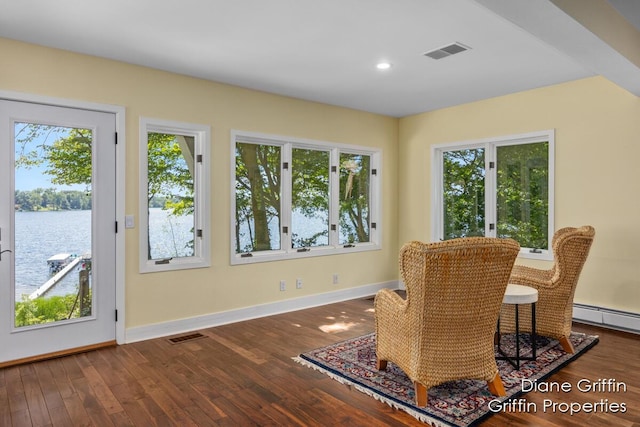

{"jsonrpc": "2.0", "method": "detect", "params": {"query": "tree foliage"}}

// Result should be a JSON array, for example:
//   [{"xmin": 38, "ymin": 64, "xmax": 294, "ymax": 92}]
[
  {"xmin": 235, "ymin": 143, "xmax": 281, "ymax": 252},
  {"xmin": 15, "ymin": 188, "xmax": 92, "ymax": 211},
  {"xmin": 147, "ymin": 133, "xmax": 194, "ymax": 216},
  {"xmin": 442, "ymin": 143, "xmax": 549, "ymax": 249},
  {"xmin": 15, "ymin": 125, "xmax": 195, "ymax": 259},
  {"xmin": 496, "ymin": 142, "xmax": 549, "ymax": 249},
  {"xmin": 443, "ymin": 149, "xmax": 485, "ymax": 239},
  {"xmin": 235, "ymin": 143, "xmax": 371, "ymax": 252},
  {"xmin": 339, "ymin": 154, "xmax": 370, "ymax": 244},
  {"xmin": 15, "ymin": 294, "xmax": 79, "ymax": 327},
  {"xmin": 16, "ymin": 127, "xmax": 92, "ymax": 186}
]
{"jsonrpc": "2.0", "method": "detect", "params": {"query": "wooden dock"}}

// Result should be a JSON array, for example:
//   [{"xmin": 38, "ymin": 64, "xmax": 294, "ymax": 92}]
[{"xmin": 29, "ymin": 257, "xmax": 82, "ymax": 300}]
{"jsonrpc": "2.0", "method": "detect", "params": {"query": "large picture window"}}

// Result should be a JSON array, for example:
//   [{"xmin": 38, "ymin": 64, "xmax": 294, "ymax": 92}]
[
  {"xmin": 432, "ymin": 130, "xmax": 554, "ymax": 260},
  {"xmin": 139, "ymin": 118, "xmax": 210, "ymax": 272},
  {"xmin": 232, "ymin": 131, "xmax": 381, "ymax": 264}
]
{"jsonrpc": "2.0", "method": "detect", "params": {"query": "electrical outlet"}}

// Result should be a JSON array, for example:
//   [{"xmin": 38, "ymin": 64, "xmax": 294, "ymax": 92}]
[
  {"xmin": 296, "ymin": 278, "xmax": 303, "ymax": 289},
  {"xmin": 280, "ymin": 280, "xmax": 286, "ymax": 291},
  {"xmin": 332, "ymin": 274, "xmax": 339, "ymax": 284}
]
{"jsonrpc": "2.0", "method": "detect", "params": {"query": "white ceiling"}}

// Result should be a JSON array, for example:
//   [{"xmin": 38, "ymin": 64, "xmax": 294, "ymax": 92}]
[{"xmin": 1, "ymin": 0, "xmax": 639, "ymax": 117}]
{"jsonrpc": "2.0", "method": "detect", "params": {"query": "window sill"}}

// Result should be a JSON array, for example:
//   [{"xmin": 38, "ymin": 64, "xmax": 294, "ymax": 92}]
[
  {"xmin": 231, "ymin": 243, "xmax": 380, "ymax": 265},
  {"xmin": 518, "ymin": 248, "xmax": 552, "ymax": 261},
  {"xmin": 140, "ymin": 256, "xmax": 211, "ymax": 273}
]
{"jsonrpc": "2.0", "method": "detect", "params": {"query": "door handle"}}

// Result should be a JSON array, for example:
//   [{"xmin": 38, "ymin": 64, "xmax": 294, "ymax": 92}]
[{"xmin": 0, "ymin": 249, "xmax": 11, "ymax": 261}]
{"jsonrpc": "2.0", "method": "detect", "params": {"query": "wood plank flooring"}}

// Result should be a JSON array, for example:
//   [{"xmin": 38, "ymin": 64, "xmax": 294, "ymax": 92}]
[{"xmin": 1, "ymin": 296, "xmax": 639, "ymax": 426}]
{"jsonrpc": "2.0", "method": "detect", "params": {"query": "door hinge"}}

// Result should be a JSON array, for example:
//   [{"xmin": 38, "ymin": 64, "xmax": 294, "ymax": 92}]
[
  {"xmin": 196, "ymin": 229, "xmax": 203, "ymax": 237},
  {"xmin": 489, "ymin": 223, "xmax": 495, "ymax": 231},
  {"xmin": 282, "ymin": 226, "xmax": 288, "ymax": 234},
  {"xmin": 372, "ymin": 168, "xmax": 377, "ymax": 176},
  {"xmin": 196, "ymin": 154, "xmax": 203, "ymax": 163},
  {"xmin": 283, "ymin": 162, "xmax": 289, "ymax": 170},
  {"xmin": 331, "ymin": 165, "xmax": 337, "ymax": 173},
  {"xmin": 489, "ymin": 161, "xmax": 495, "ymax": 169},
  {"xmin": 115, "ymin": 132, "xmax": 118, "ymax": 144},
  {"xmin": 115, "ymin": 221, "xmax": 118, "ymax": 233},
  {"xmin": 115, "ymin": 309, "xmax": 118, "ymax": 322}
]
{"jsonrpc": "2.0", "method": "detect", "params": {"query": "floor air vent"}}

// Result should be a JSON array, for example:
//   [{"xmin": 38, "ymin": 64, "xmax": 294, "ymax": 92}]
[
  {"xmin": 168, "ymin": 332, "xmax": 206, "ymax": 344},
  {"xmin": 424, "ymin": 42, "xmax": 470, "ymax": 60}
]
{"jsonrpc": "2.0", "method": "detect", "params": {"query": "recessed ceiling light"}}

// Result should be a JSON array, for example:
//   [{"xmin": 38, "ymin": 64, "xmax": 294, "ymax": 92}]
[{"xmin": 376, "ymin": 62, "xmax": 392, "ymax": 70}]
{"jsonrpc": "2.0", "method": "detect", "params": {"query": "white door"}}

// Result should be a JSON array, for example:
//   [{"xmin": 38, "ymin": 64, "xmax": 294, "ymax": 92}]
[{"xmin": 0, "ymin": 100, "xmax": 116, "ymax": 365}]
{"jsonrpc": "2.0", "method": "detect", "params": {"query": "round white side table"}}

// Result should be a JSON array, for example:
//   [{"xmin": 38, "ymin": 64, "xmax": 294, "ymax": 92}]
[{"xmin": 497, "ymin": 284, "xmax": 538, "ymax": 369}]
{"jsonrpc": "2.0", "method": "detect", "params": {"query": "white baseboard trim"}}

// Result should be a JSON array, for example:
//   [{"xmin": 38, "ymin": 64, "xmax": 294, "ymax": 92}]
[
  {"xmin": 573, "ymin": 303, "xmax": 640, "ymax": 334},
  {"xmin": 125, "ymin": 280, "xmax": 399, "ymax": 343}
]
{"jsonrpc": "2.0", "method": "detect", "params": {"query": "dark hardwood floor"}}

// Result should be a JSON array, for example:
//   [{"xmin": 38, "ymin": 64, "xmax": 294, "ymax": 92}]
[{"xmin": 1, "ymin": 295, "xmax": 639, "ymax": 426}]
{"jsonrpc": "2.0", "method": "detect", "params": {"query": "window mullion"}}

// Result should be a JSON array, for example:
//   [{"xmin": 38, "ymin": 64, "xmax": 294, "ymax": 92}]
[
  {"xmin": 281, "ymin": 143, "xmax": 292, "ymax": 252},
  {"xmin": 369, "ymin": 153, "xmax": 379, "ymax": 242},
  {"xmin": 329, "ymin": 148, "xmax": 340, "ymax": 247},
  {"xmin": 193, "ymin": 139, "xmax": 203, "ymax": 256},
  {"xmin": 485, "ymin": 143, "xmax": 497, "ymax": 238},
  {"xmin": 431, "ymin": 148, "xmax": 444, "ymax": 242}
]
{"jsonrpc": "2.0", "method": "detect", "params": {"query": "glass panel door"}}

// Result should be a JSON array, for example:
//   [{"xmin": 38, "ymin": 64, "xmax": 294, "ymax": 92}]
[{"xmin": 0, "ymin": 100, "xmax": 116, "ymax": 365}]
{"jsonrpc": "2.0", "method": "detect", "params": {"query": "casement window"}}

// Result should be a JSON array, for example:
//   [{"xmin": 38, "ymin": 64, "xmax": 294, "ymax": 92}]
[
  {"xmin": 232, "ymin": 130, "xmax": 381, "ymax": 264},
  {"xmin": 432, "ymin": 130, "xmax": 554, "ymax": 260},
  {"xmin": 139, "ymin": 118, "xmax": 211, "ymax": 272}
]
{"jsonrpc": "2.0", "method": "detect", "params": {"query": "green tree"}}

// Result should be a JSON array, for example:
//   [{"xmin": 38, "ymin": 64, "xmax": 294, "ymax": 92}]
[
  {"xmin": 339, "ymin": 154, "xmax": 370, "ymax": 243},
  {"xmin": 146, "ymin": 132, "xmax": 194, "ymax": 259},
  {"xmin": 291, "ymin": 148, "xmax": 330, "ymax": 248},
  {"xmin": 15, "ymin": 125, "xmax": 194, "ymax": 257},
  {"xmin": 443, "ymin": 149, "xmax": 485, "ymax": 239},
  {"xmin": 45, "ymin": 129, "xmax": 93, "ymax": 186},
  {"xmin": 442, "ymin": 143, "xmax": 548, "ymax": 249},
  {"xmin": 496, "ymin": 142, "xmax": 548, "ymax": 249},
  {"xmin": 235, "ymin": 144, "xmax": 371, "ymax": 252},
  {"xmin": 235, "ymin": 143, "xmax": 281, "ymax": 252}
]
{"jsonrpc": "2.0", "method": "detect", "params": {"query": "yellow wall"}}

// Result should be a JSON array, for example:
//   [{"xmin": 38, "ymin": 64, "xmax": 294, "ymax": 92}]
[
  {"xmin": 399, "ymin": 76, "xmax": 640, "ymax": 313},
  {"xmin": 3, "ymin": 36, "xmax": 639, "ymax": 327},
  {"xmin": 0, "ymin": 38, "xmax": 400, "ymax": 329}
]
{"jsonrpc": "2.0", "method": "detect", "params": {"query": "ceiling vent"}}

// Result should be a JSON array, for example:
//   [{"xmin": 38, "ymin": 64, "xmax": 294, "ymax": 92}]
[{"xmin": 424, "ymin": 42, "xmax": 470, "ymax": 60}]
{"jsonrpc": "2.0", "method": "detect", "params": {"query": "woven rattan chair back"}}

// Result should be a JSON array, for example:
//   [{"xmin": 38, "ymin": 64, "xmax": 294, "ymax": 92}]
[
  {"xmin": 374, "ymin": 237, "xmax": 520, "ymax": 406},
  {"xmin": 502, "ymin": 225, "xmax": 595, "ymax": 353}
]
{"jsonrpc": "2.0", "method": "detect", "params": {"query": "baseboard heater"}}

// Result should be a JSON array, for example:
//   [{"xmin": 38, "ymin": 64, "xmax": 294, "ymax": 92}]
[{"xmin": 573, "ymin": 303, "xmax": 640, "ymax": 334}]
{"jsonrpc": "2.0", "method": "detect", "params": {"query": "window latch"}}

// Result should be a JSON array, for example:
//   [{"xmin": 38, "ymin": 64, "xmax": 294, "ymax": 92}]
[
  {"xmin": 241, "ymin": 253, "xmax": 253, "ymax": 258},
  {"xmin": 529, "ymin": 248, "xmax": 542, "ymax": 254},
  {"xmin": 297, "ymin": 247, "xmax": 310, "ymax": 252},
  {"xmin": 155, "ymin": 257, "xmax": 172, "ymax": 265}
]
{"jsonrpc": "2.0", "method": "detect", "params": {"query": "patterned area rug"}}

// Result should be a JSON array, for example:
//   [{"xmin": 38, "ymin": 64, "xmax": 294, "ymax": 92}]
[{"xmin": 294, "ymin": 332, "xmax": 598, "ymax": 427}]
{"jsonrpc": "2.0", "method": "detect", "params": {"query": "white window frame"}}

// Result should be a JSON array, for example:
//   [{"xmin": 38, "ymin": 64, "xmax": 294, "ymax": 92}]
[
  {"xmin": 231, "ymin": 130, "xmax": 381, "ymax": 265},
  {"xmin": 139, "ymin": 117, "xmax": 211, "ymax": 273},
  {"xmin": 431, "ymin": 130, "xmax": 555, "ymax": 260}
]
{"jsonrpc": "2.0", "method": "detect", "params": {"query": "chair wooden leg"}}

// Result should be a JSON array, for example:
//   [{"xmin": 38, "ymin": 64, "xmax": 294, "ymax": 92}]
[
  {"xmin": 414, "ymin": 382, "xmax": 428, "ymax": 407},
  {"xmin": 376, "ymin": 359, "xmax": 387, "ymax": 370},
  {"xmin": 559, "ymin": 336, "xmax": 575, "ymax": 354},
  {"xmin": 487, "ymin": 373, "xmax": 506, "ymax": 397}
]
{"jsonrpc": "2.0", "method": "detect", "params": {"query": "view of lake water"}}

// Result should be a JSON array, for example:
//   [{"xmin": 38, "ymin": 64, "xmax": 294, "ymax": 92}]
[
  {"xmin": 14, "ymin": 208, "xmax": 191, "ymax": 300},
  {"xmin": 14, "ymin": 207, "xmax": 334, "ymax": 300}
]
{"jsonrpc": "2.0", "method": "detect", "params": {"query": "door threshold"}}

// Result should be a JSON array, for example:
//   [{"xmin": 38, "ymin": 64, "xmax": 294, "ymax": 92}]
[{"xmin": 0, "ymin": 340, "xmax": 117, "ymax": 368}]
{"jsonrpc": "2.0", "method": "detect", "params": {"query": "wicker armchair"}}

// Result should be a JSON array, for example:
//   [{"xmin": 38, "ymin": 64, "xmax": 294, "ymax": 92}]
[
  {"xmin": 374, "ymin": 237, "xmax": 520, "ymax": 407},
  {"xmin": 500, "ymin": 225, "xmax": 595, "ymax": 354}
]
